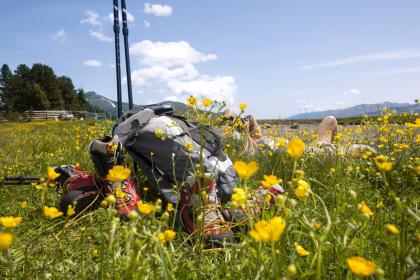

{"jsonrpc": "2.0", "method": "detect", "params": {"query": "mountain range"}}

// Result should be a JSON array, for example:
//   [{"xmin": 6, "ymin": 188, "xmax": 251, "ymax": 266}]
[
  {"xmin": 85, "ymin": 92, "xmax": 419, "ymax": 120},
  {"xmin": 85, "ymin": 91, "xmax": 187, "ymax": 117},
  {"xmin": 288, "ymin": 101, "xmax": 419, "ymax": 119}
]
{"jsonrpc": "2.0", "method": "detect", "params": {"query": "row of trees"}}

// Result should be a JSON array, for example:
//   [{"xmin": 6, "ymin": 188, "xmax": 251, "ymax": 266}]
[{"xmin": 0, "ymin": 63, "xmax": 91, "ymax": 113}]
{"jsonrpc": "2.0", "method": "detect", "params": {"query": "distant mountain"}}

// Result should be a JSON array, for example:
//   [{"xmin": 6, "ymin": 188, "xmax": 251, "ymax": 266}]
[
  {"xmin": 85, "ymin": 91, "xmax": 187, "ymax": 117},
  {"xmin": 288, "ymin": 102, "xmax": 420, "ymax": 120}
]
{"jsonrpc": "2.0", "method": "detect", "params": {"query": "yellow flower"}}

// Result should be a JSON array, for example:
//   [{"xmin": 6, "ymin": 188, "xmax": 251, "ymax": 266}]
[
  {"xmin": 0, "ymin": 216, "xmax": 22, "ymax": 229},
  {"xmin": 202, "ymin": 98, "xmax": 212, "ymax": 107},
  {"xmin": 43, "ymin": 206, "xmax": 63, "ymax": 219},
  {"xmin": 379, "ymin": 135, "xmax": 388, "ymax": 143},
  {"xmin": 92, "ymin": 249, "xmax": 99, "ymax": 258},
  {"xmin": 0, "ymin": 232, "xmax": 13, "ymax": 250},
  {"xmin": 295, "ymin": 179, "xmax": 310, "ymax": 200},
  {"xmin": 166, "ymin": 203, "xmax": 174, "ymax": 212},
  {"xmin": 239, "ymin": 103, "xmax": 247, "ymax": 111},
  {"xmin": 294, "ymin": 242, "xmax": 310, "ymax": 256},
  {"xmin": 47, "ymin": 167, "xmax": 60, "ymax": 181},
  {"xmin": 346, "ymin": 256, "xmax": 376, "ymax": 277},
  {"xmin": 233, "ymin": 160, "xmax": 259, "ymax": 179},
  {"xmin": 261, "ymin": 175, "xmax": 282, "ymax": 188},
  {"xmin": 186, "ymin": 96, "xmax": 198, "ymax": 106},
  {"xmin": 275, "ymin": 137, "xmax": 287, "ymax": 148},
  {"xmin": 385, "ymin": 224, "xmax": 399, "ymax": 235},
  {"xmin": 374, "ymin": 155, "xmax": 393, "ymax": 171},
  {"xmin": 35, "ymin": 184, "xmax": 44, "ymax": 190},
  {"xmin": 154, "ymin": 128, "xmax": 165, "ymax": 140},
  {"xmin": 358, "ymin": 201, "xmax": 374, "ymax": 217},
  {"xmin": 158, "ymin": 229, "xmax": 176, "ymax": 244},
  {"xmin": 67, "ymin": 205, "xmax": 75, "ymax": 217},
  {"xmin": 106, "ymin": 165, "xmax": 131, "ymax": 182},
  {"xmin": 287, "ymin": 138, "xmax": 305, "ymax": 160},
  {"xmin": 137, "ymin": 201, "xmax": 157, "ymax": 214},
  {"xmin": 185, "ymin": 143, "xmax": 193, "ymax": 152},
  {"xmin": 114, "ymin": 187, "xmax": 127, "ymax": 199},
  {"xmin": 249, "ymin": 216, "xmax": 286, "ymax": 243},
  {"xmin": 21, "ymin": 201, "xmax": 27, "ymax": 209},
  {"xmin": 231, "ymin": 188, "xmax": 248, "ymax": 208}
]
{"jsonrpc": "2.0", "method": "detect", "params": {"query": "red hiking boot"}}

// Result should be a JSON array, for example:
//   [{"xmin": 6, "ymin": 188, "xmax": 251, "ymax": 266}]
[{"xmin": 88, "ymin": 136, "xmax": 140, "ymax": 217}]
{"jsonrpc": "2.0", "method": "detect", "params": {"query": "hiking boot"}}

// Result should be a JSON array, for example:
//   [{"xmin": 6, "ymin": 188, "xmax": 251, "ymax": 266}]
[
  {"xmin": 53, "ymin": 165, "xmax": 104, "ymax": 216},
  {"xmin": 226, "ymin": 184, "xmax": 285, "ymax": 224},
  {"xmin": 180, "ymin": 175, "xmax": 234, "ymax": 245},
  {"xmin": 89, "ymin": 135, "xmax": 140, "ymax": 218},
  {"xmin": 88, "ymin": 135, "xmax": 125, "ymax": 178},
  {"xmin": 102, "ymin": 176, "xmax": 140, "ymax": 217}
]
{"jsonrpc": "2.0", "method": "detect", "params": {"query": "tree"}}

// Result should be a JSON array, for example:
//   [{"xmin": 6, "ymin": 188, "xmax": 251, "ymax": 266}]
[
  {"xmin": 30, "ymin": 64, "xmax": 63, "ymax": 109},
  {"xmin": 0, "ymin": 64, "xmax": 12, "ymax": 88},
  {"xmin": 77, "ymin": 88, "xmax": 89, "ymax": 109},
  {"xmin": 0, "ymin": 63, "xmax": 88, "ymax": 114},
  {"xmin": 27, "ymin": 83, "xmax": 50, "ymax": 110},
  {"xmin": 0, "ymin": 64, "xmax": 12, "ymax": 109},
  {"xmin": 57, "ymin": 76, "xmax": 79, "ymax": 110}
]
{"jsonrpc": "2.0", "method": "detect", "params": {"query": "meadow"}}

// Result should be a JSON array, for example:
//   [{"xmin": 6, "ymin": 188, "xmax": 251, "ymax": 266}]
[{"xmin": 0, "ymin": 103, "xmax": 419, "ymax": 280}]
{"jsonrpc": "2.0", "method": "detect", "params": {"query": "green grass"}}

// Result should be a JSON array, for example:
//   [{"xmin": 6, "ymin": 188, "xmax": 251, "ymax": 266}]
[{"xmin": 0, "ymin": 118, "xmax": 419, "ymax": 279}]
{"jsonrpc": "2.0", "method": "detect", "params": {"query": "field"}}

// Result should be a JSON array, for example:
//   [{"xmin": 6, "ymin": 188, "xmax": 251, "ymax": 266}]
[{"xmin": 0, "ymin": 106, "xmax": 419, "ymax": 279}]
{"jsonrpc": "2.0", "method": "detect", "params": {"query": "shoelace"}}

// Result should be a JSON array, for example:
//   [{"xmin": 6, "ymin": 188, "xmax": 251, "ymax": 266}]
[{"xmin": 200, "ymin": 197, "xmax": 231, "ymax": 232}]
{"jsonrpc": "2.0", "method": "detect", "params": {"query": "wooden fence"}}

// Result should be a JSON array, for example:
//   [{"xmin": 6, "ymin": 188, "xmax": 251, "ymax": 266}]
[{"xmin": 23, "ymin": 111, "xmax": 108, "ymax": 121}]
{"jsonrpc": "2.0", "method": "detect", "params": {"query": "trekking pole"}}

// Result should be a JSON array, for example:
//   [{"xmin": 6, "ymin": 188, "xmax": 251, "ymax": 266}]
[
  {"xmin": 120, "ymin": 0, "xmax": 134, "ymax": 110},
  {"xmin": 113, "ymin": 0, "xmax": 123, "ymax": 118}
]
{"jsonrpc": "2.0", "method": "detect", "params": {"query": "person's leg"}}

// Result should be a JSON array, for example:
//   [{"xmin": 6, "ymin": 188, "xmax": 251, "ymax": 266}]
[{"xmin": 315, "ymin": 116, "xmax": 338, "ymax": 144}]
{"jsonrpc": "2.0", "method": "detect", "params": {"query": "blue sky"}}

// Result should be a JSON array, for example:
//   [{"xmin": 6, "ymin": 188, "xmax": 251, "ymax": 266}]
[{"xmin": 1, "ymin": 1, "xmax": 419, "ymax": 118}]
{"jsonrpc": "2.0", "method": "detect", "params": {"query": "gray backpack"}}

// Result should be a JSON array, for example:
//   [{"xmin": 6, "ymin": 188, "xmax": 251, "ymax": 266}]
[{"xmin": 113, "ymin": 105, "xmax": 237, "ymax": 204}]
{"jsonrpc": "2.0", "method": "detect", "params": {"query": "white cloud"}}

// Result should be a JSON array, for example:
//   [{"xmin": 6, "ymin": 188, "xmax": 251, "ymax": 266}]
[
  {"xmin": 358, "ymin": 66, "xmax": 420, "ymax": 77},
  {"xmin": 144, "ymin": 20, "xmax": 151, "ymax": 28},
  {"xmin": 80, "ymin": 10, "xmax": 102, "ymax": 26},
  {"xmin": 83, "ymin": 59, "xmax": 103, "ymax": 67},
  {"xmin": 51, "ymin": 28, "xmax": 67, "ymax": 43},
  {"xmin": 164, "ymin": 95, "xmax": 179, "ymax": 102},
  {"xmin": 167, "ymin": 75, "xmax": 236, "ymax": 104},
  {"xmin": 107, "ymin": 11, "xmax": 135, "ymax": 23},
  {"xmin": 298, "ymin": 99, "xmax": 334, "ymax": 113},
  {"xmin": 89, "ymin": 30, "xmax": 112, "ymax": 42},
  {"xmin": 131, "ymin": 64, "xmax": 199, "ymax": 86},
  {"xmin": 349, "ymin": 89, "xmax": 360, "ymax": 95},
  {"xmin": 130, "ymin": 40, "xmax": 217, "ymax": 67},
  {"xmin": 300, "ymin": 49, "xmax": 420, "ymax": 70},
  {"xmin": 129, "ymin": 40, "xmax": 235, "ymax": 104},
  {"xmin": 144, "ymin": 3, "xmax": 173, "ymax": 17},
  {"xmin": 340, "ymin": 88, "xmax": 361, "ymax": 96}
]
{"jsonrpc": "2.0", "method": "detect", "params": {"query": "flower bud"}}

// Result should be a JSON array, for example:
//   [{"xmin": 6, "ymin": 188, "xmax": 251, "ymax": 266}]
[
  {"xmin": 349, "ymin": 190, "xmax": 357, "ymax": 199},
  {"xmin": 100, "ymin": 200, "xmax": 108, "ymax": 208},
  {"xmin": 162, "ymin": 211, "xmax": 170, "ymax": 220},
  {"xmin": 289, "ymin": 198, "xmax": 297, "ymax": 208},
  {"xmin": 287, "ymin": 264, "xmax": 297, "ymax": 276},
  {"xmin": 127, "ymin": 211, "xmax": 138, "ymax": 221},
  {"xmin": 295, "ymin": 170, "xmax": 305, "ymax": 179},
  {"xmin": 105, "ymin": 195, "xmax": 116, "ymax": 205}
]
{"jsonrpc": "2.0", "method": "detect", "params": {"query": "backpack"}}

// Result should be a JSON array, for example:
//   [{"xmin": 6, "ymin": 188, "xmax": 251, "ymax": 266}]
[{"xmin": 113, "ymin": 105, "xmax": 238, "ymax": 204}]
